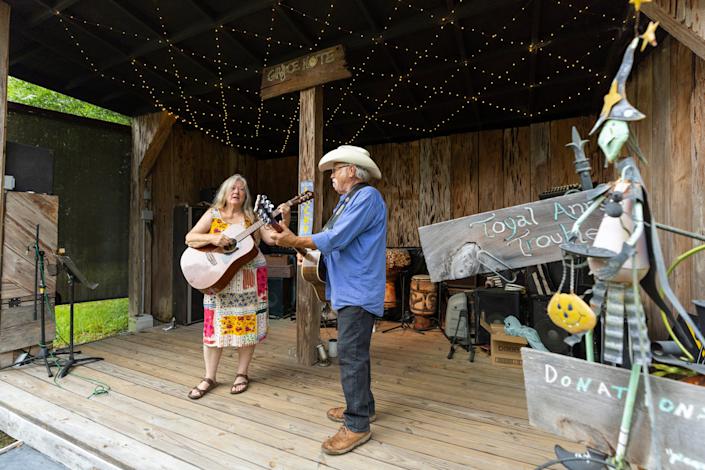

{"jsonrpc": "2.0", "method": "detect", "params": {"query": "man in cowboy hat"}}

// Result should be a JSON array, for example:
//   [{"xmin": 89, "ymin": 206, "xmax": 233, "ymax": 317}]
[{"xmin": 270, "ymin": 145, "xmax": 386, "ymax": 455}]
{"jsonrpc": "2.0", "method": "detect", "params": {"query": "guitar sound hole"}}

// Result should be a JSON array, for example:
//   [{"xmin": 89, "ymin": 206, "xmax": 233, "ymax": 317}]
[{"xmin": 222, "ymin": 243, "xmax": 238, "ymax": 254}]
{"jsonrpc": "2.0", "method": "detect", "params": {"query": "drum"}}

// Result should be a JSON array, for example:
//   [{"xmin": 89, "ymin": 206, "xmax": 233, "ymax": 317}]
[
  {"xmin": 384, "ymin": 274, "xmax": 398, "ymax": 309},
  {"xmin": 384, "ymin": 249, "xmax": 410, "ymax": 310},
  {"xmin": 410, "ymin": 274, "xmax": 437, "ymax": 330}
]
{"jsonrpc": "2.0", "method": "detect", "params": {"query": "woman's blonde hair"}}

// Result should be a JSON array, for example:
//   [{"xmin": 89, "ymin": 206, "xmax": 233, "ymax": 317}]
[{"xmin": 211, "ymin": 174, "xmax": 255, "ymax": 224}]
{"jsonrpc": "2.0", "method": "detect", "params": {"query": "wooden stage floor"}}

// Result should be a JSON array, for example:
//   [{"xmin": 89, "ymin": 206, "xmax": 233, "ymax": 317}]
[{"xmin": 0, "ymin": 319, "xmax": 580, "ymax": 469}]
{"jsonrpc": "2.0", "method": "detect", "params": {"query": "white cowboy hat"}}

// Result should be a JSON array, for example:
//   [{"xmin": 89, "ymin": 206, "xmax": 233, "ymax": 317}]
[{"xmin": 318, "ymin": 145, "xmax": 382, "ymax": 179}]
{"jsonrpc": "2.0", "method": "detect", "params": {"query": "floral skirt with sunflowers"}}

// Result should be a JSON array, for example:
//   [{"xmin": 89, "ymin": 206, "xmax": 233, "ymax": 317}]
[{"xmin": 203, "ymin": 253, "xmax": 268, "ymax": 348}]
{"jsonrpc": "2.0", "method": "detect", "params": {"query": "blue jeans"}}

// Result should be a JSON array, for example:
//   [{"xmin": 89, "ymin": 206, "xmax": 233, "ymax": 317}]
[{"xmin": 337, "ymin": 305, "xmax": 376, "ymax": 433}]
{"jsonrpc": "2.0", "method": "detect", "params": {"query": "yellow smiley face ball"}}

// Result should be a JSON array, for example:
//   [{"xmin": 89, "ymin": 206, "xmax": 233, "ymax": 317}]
[{"xmin": 547, "ymin": 293, "xmax": 597, "ymax": 334}]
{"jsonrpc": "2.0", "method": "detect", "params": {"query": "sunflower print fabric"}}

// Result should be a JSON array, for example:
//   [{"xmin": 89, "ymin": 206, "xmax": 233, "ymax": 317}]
[{"xmin": 202, "ymin": 209, "xmax": 268, "ymax": 348}]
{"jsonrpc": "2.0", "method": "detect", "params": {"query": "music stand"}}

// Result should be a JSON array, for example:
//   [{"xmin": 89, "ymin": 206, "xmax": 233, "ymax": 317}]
[{"xmin": 54, "ymin": 255, "xmax": 103, "ymax": 378}]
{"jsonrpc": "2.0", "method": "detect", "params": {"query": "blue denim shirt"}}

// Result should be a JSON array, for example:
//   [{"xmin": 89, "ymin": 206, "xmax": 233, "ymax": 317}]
[{"xmin": 311, "ymin": 186, "xmax": 387, "ymax": 316}]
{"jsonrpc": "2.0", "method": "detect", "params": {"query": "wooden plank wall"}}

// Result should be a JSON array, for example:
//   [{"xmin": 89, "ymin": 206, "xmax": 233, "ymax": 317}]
[
  {"xmin": 262, "ymin": 117, "xmax": 611, "ymax": 250},
  {"xmin": 0, "ymin": 193, "xmax": 58, "ymax": 353},
  {"xmin": 150, "ymin": 35, "xmax": 705, "ymax": 337},
  {"xmin": 643, "ymin": 0, "xmax": 705, "ymax": 61},
  {"xmin": 130, "ymin": 112, "xmax": 170, "ymax": 319},
  {"xmin": 625, "ymin": 35, "xmax": 705, "ymax": 336},
  {"xmin": 150, "ymin": 125, "xmax": 257, "ymax": 322},
  {"xmin": 652, "ymin": 0, "xmax": 705, "ymax": 40},
  {"xmin": 352, "ymin": 117, "xmax": 611, "ymax": 248},
  {"xmin": 0, "ymin": 1, "xmax": 9, "ymax": 365}
]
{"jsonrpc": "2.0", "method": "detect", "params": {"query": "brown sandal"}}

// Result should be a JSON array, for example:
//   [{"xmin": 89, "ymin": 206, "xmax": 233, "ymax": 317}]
[
  {"xmin": 230, "ymin": 374, "xmax": 249, "ymax": 394},
  {"xmin": 188, "ymin": 378, "xmax": 216, "ymax": 400}
]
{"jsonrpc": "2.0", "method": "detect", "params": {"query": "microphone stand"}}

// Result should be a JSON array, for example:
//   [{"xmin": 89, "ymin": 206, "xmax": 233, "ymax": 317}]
[{"xmin": 12, "ymin": 225, "xmax": 62, "ymax": 376}]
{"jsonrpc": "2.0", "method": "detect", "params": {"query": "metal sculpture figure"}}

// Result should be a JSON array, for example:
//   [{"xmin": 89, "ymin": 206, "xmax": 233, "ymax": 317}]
[
  {"xmin": 503, "ymin": 315, "xmax": 548, "ymax": 352},
  {"xmin": 546, "ymin": 24, "xmax": 705, "ymax": 470}
]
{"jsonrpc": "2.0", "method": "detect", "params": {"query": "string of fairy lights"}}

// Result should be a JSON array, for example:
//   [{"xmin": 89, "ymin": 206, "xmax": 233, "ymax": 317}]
[
  {"xmin": 155, "ymin": 4, "xmax": 197, "ymax": 128},
  {"xmin": 286, "ymin": 0, "xmax": 626, "ymax": 135},
  {"xmin": 51, "ymin": 1, "xmax": 635, "ymax": 154}
]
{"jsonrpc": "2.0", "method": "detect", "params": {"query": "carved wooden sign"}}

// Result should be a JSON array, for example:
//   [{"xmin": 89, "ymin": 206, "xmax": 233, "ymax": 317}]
[
  {"xmin": 418, "ymin": 189, "xmax": 604, "ymax": 282},
  {"xmin": 260, "ymin": 44, "xmax": 352, "ymax": 100},
  {"xmin": 523, "ymin": 348, "xmax": 705, "ymax": 469}
]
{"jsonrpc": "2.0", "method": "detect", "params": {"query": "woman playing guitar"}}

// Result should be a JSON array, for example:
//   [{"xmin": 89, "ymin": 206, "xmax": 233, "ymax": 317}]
[{"xmin": 184, "ymin": 174, "xmax": 289, "ymax": 399}]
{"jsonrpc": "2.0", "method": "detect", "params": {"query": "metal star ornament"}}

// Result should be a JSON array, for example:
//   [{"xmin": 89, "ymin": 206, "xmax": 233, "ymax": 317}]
[
  {"xmin": 629, "ymin": 0, "xmax": 652, "ymax": 12},
  {"xmin": 590, "ymin": 38, "xmax": 645, "ymax": 135},
  {"xmin": 640, "ymin": 21, "xmax": 659, "ymax": 51},
  {"xmin": 600, "ymin": 80, "xmax": 622, "ymax": 119}
]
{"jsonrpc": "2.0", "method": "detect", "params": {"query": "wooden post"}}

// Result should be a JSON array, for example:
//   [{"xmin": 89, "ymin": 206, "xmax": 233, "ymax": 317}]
[
  {"xmin": 261, "ymin": 46, "xmax": 350, "ymax": 365},
  {"xmin": 128, "ymin": 112, "xmax": 174, "ymax": 328},
  {"xmin": 297, "ymin": 86, "xmax": 324, "ymax": 366},
  {"xmin": 0, "ymin": 1, "xmax": 10, "ymax": 366}
]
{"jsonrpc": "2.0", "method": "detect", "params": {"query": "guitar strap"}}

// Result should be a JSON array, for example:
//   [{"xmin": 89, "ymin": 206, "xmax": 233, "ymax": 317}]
[{"xmin": 322, "ymin": 183, "xmax": 369, "ymax": 232}]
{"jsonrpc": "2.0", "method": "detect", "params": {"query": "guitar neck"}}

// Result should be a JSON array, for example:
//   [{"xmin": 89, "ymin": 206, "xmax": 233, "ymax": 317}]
[
  {"xmin": 246, "ymin": 192, "xmax": 313, "ymax": 246},
  {"xmin": 235, "ymin": 207, "xmax": 282, "ymax": 243}
]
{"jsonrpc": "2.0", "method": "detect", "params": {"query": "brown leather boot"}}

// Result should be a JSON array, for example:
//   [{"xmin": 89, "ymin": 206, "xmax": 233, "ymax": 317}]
[
  {"xmin": 326, "ymin": 406, "xmax": 377, "ymax": 423},
  {"xmin": 321, "ymin": 425, "xmax": 371, "ymax": 455}
]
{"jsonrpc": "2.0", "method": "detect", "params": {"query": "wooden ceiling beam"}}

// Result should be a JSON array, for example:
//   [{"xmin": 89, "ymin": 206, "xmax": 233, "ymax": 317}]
[
  {"xmin": 88, "ymin": 0, "xmax": 219, "ymax": 89},
  {"xmin": 345, "ymin": 0, "xmax": 519, "ymax": 50},
  {"xmin": 26, "ymin": 0, "xmax": 80, "ymax": 28},
  {"xmin": 18, "ymin": 30, "xmax": 186, "ymax": 116},
  {"xmin": 37, "ymin": 4, "xmax": 239, "ymax": 123},
  {"xmin": 63, "ymin": 0, "xmax": 275, "ymax": 91},
  {"xmin": 329, "ymin": 70, "xmax": 596, "ymax": 127},
  {"xmin": 349, "ymin": 94, "xmax": 394, "ymax": 142},
  {"xmin": 642, "ymin": 0, "xmax": 705, "ymax": 61},
  {"xmin": 275, "ymin": 5, "xmax": 315, "ymax": 49},
  {"xmin": 527, "ymin": 0, "xmax": 542, "ymax": 117},
  {"xmin": 590, "ymin": 6, "xmax": 631, "ymax": 111},
  {"xmin": 8, "ymin": 44, "xmax": 42, "ymax": 66},
  {"xmin": 25, "ymin": 1, "xmax": 186, "ymax": 98},
  {"xmin": 353, "ymin": 0, "xmax": 433, "ymax": 129},
  {"xmin": 447, "ymin": 0, "xmax": 481, "ymax": 124},
  {"xmin": 176, "ymin": 0, "xmax": 262, "ymax": 65},
  {"xmin": 199, "ymin": 0, "xmax": 525, "ymax": 94},
  {"xmin": 138, "ymin": 111, "xmax": 176, "ymax": 181}
]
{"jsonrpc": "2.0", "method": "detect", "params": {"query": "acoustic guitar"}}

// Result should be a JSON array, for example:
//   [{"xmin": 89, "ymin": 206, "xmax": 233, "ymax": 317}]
[
  {"xmin": 180, "ymin": 191, "xmax": 313, "ymax": 293},
  {"xmin": 255, "ymin": 197, "xmax": 327, "ymax": 302}
]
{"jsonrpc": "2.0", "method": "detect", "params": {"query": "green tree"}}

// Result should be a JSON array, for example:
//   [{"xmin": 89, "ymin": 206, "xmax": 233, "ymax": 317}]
[{"xmin": 8, "ymin": 76, "xmax": 130, "ymax": 126}]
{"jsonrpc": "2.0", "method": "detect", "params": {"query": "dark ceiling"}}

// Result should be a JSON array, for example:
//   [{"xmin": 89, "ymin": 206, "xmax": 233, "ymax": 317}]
[{"xmin": 7, "ymin": 0, "xmax": 643, "ymax": 157}]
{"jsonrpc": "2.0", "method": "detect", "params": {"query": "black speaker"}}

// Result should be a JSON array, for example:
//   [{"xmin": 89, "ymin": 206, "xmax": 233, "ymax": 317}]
[
  {"xmin": 474, "ymin": 288, "xmax": 523, "ymax": 344},
  {"xmin": 6, "ymin": 141, "xmax": 54, "ymax": 193},
  {"xmin": 529, "ymin": 295, "xmax": 572, "ymax": 355},
  {"xmin": 475, "ymin": 288, "xmax": 522, "ymax": 324},
  {"xmin": 267, "ymin": 277, "xmax": 292, "ymax": 318},
  {"xmin": 172, "ymin": 205, "xmax": 206, "ymax": 325}
]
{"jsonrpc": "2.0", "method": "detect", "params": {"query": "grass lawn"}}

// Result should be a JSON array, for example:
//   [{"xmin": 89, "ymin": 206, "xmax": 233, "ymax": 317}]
[
  {"xmin": 0, "ymin": 300, "xmax": 127, "ymax": 449},
  {"xmin": 54, "ymin": 298, "xmax": 128, "ymax": 348}
]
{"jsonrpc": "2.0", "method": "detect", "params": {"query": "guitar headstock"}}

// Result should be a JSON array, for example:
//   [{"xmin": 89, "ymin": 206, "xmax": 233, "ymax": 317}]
[
  {"xmin": 255, "ymin": 191, "xmax": 315, "ymax": 233},
  {"xmin": 286, "ymin": 190, "xmax": 314, "ymax": 207},
  {"xmin": 254, "ymin": 194, "xmax": 276, "ymax": 225}
]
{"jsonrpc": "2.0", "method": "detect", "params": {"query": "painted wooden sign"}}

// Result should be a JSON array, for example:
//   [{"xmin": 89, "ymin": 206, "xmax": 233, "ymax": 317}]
[
  {"xmin": 260, "ymin": 44, "xmax": 352, "ymax": 100},
  {"xmin": 298, "ymin": 180, "xmax": 314, "ymax": 236},
  {"xmin": 418, "ymin": 189, "xmax": 604, "ymax": 282},
  {"xmin": 522, "ymin": 348, "xmax": 705, "ymax": 469}
]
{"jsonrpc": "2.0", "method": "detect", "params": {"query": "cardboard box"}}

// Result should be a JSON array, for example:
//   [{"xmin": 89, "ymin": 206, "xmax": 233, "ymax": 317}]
[{"xmin": 480, "ymin": 317, "xmax": 527, "ymax": 368}]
